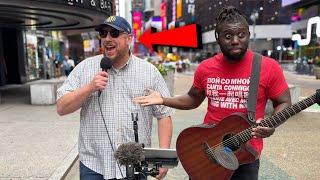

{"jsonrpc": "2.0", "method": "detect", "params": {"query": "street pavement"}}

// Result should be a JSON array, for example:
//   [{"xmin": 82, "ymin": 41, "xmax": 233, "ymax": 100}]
[
  {"xmin": 0, "ymin": 84, "xmax": 79, "ymax": 180},
  {"xmin": 0, "ymin": 70, "xmax": 319, "ymax": 180}
]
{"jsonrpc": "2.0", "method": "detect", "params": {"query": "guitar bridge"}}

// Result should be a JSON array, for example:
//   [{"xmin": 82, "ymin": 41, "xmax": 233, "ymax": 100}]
[
  {"xmin": 203, "ymin": 142, "xmax": 239, "ymax": 170},
  {"xmin": 203, "ymin": 142, "xmax": 217, "ymax": 163}
]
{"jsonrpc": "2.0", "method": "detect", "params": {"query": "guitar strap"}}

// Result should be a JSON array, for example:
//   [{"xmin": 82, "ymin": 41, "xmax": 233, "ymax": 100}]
[{"xmin": 247, "ymin": 53, "xmax": 261, "ymax": 123}]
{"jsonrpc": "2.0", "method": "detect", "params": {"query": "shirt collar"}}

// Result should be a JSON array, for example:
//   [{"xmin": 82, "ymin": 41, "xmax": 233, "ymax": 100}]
[{"xmin": 111, "ymin": 53, "xmax": 133, "ymax": 72}]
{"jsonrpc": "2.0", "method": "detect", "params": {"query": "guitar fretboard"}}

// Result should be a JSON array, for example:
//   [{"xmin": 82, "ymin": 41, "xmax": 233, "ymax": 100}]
[{"xmin": 227, "ymin": 93, "xmax": 318, "ymax": 147}]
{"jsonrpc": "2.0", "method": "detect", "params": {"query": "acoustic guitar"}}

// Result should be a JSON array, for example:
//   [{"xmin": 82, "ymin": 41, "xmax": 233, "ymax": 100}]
[{"xmin": 176, "ymin": 90, "xmax": 319, "ymax": 180}]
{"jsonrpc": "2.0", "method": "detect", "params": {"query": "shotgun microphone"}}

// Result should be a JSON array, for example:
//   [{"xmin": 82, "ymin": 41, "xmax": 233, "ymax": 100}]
[{"xmin": 114, "ymin": 142, "xmax": 144, "ymax": 180}]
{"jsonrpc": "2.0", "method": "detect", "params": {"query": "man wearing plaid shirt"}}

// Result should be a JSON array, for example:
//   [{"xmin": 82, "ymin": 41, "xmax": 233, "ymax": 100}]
[{"xmin": 56, "ymin": 16, "xmax": 173, "ymax": 180}]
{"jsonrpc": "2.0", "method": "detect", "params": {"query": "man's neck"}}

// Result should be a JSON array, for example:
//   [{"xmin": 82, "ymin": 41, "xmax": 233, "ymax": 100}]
[{"xmin": 112, "ymin": 54, "xmax": 131, "ymax": 69}]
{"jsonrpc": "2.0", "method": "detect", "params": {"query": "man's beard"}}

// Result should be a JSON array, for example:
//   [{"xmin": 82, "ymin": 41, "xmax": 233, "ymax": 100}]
[
  {"xmin": 105, "ymin": 48, "xmax": 126, "ymax": 61},
  {"xmin": 220, "ymin": 44, "xmax": 249, "ymax": 62}
]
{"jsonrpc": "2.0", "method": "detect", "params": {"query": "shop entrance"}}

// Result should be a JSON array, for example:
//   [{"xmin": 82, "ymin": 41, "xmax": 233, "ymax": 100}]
[{"xmin": 0, "ymin": 28, "xmax": 21, "ymax": 85}]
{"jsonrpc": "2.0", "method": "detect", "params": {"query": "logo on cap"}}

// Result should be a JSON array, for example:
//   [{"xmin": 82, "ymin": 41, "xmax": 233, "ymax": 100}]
[{"xmin": 106, "ymin": 16, "xmax": 116, "ymax": 23}]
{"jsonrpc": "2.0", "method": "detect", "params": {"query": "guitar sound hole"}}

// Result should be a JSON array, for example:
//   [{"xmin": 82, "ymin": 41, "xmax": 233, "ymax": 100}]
[{"xmin": 222, "ymin": 134, "xmax": 240, "ymax": 151}]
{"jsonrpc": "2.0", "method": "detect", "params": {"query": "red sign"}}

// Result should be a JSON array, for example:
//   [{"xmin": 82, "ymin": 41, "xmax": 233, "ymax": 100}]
[{"xmin": 139, "ymin": 24, "xmax": 202, "ymax": 51}]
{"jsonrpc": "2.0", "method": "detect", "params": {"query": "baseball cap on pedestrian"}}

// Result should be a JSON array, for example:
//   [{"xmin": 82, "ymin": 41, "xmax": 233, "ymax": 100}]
[{"xmin": 95, "ymin": 16, "xmax": 132, "ymax": 34}]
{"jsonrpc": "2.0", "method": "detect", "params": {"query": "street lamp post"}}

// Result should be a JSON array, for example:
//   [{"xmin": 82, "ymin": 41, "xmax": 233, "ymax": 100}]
[{"xmin": 250, "ymin": 10, "xmax": 259, "ymax": 50}]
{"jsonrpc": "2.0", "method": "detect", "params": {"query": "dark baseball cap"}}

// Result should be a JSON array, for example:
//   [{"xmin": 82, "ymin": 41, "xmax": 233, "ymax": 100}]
[{"xmin": 95, "ymin": 16, "xmax": 132, "ymax": 34}]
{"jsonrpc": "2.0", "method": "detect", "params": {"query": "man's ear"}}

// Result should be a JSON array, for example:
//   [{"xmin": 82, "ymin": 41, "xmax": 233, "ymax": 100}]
[
  {"xmin": 127, "ymin": 34, "xmax": 133, "ymax": 44},
  {"xmin": 215, "ymin": 31, "xmax": 219, "ymax": 40}
]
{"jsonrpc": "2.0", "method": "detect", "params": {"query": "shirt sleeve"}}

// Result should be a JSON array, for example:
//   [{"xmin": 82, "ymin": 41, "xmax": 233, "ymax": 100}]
[
  {"xmin": 56, "ymin": 63, "xmax": 81, "ymax": 100},
  {"xmin": 266, "ymin": 61, "xmax": 289, "ymax": 99},
  {"xmin": 150, "ymin": 67, "xmax": 174, "ymax": 119},
  {"xmin": 193, "ymin": 64, "xmax": 205, "ymax": 90}
]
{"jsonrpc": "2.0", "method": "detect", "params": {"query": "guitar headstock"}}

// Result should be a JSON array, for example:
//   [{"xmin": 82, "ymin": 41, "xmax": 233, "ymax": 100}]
[{"xmin": 317, "ymin": 89, "xmax": 320, "ymax": 105}]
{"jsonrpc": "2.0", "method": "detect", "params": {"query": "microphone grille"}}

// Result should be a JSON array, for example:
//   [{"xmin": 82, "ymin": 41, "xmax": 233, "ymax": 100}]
[{"xmin": 100, "ymin": 57, "xmax": 113, "ymax": 70}]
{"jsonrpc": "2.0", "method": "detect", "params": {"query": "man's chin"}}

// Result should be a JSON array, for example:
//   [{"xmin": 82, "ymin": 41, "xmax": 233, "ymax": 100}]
[
  {"xmin": 105, "ymin": 54, "xmax": 116, "ymax": 60},
  {"xmin": 226, "ymin": 51, "xmax": 246, "ymax": 60}
]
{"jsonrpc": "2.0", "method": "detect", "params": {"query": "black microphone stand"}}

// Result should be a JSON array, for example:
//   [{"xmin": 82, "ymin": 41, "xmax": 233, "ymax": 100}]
[
  {"xmin": 132, "ymin": 113, "xmax": 139, "ymax": 143},
  {"xmin": 129, "ymin": 113, "xmax": 161, "ymax": 180},
  {"xmin": 130, "ymin": 113, "xmax": 148, "ymax": 180}
]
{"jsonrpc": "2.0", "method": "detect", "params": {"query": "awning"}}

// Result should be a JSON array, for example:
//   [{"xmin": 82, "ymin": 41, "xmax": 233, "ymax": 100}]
[{"xmin": 0, "ymin": 0, "xmax": 113, "ymax": 30}]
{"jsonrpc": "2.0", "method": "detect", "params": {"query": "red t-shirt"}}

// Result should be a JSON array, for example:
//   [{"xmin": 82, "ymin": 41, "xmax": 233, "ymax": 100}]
[{"xmin": 193, "ymin": 50, "xmax": 288, "ymax": 155}]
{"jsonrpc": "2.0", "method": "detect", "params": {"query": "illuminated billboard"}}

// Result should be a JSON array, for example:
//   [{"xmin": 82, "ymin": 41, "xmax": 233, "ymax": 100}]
[{"xmin": 282, "ymin": 0, "xmax": 300, "ymax": 7}]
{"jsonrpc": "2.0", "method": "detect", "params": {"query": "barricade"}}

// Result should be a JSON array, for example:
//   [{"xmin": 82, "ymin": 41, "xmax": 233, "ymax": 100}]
[{"xmin": 30, "ymin": 78, "xmax": 64, "ymax": 105}]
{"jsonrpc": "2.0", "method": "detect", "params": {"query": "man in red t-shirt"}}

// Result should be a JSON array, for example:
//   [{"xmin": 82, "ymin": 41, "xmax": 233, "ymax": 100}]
[{"xmin": 134, "ymin": 6, "xmax": 291, "ymax": 180}]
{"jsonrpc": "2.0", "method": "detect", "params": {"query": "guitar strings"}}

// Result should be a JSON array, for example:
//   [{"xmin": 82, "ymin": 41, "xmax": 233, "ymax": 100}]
[{"xmin": 208, "ymin": 95, "xmax": 316, "ymax": 150}]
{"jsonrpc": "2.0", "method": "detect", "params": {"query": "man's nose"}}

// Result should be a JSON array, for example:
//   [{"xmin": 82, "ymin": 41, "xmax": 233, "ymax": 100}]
[
  {"xmin": 231, "ymin": 36, "xmax": 240, "ymax": 44},
  {"xmin": 104, "ymin": 32, "xmax": 113, "ymax": 40},
  {"xmin": 102, "ymin": 37, "xmax": 112, "ymax": 45}
]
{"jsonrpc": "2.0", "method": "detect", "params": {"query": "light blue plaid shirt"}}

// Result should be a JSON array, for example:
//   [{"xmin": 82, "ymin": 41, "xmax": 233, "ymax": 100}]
[{"xmin": 57, "ymin": 54, "xmax": 173, "ymax": 179}]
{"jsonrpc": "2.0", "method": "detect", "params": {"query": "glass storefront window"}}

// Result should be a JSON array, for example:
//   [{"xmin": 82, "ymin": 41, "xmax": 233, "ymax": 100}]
[
  {"xmin": 25, "ymin": 31, "xmax": 40, "ymax": 81},
  {"xmin": 81, "ymin": 32, "xmax": 100, "ymax": 58}
]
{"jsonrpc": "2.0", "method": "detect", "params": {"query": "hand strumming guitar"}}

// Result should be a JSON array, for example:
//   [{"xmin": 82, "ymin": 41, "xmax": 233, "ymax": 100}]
[{"xmin": 133, "ymin": 89, "xmax": 164, "ymax": 106}]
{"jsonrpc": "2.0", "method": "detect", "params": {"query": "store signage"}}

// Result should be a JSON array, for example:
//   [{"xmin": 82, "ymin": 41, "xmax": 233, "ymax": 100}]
[
  {"xmin": 160, "ymin": 1, "xmax": 167, "ymax": 30},
  {"xmin": 37, "ymin": 0, "xmax": 113, "ymax": 12},
  {"xmin": 183, "ymin": 0, "xmax": 195, "ymax": 23},
  {"xmin": 66, "ymin": 0, "xmax": 112, "ymax": 10},
  {"xmin": 292, "ymin": 16, "xmax": 320, "ymax": 46},
  {"xmin": 176, "ymin": 0, "xmax": 182, "ymax": 19},
  {"xmin": 139, "ymin": 24, "xmax": 201, "ymax": 51},
  {"xmin": 131, "ymin": 0, "xmax": 144, "ymax": 11},
  {"xmin": 132, "ymin": 11, "xmax": 143, "ymax": 42},
  {"xmin": 282, "ymin": 0, "xmax": 300, "ymax": 7},
  {"xmin": 186, "ymin": 0, "xmax": 195, "ymax": 15}
]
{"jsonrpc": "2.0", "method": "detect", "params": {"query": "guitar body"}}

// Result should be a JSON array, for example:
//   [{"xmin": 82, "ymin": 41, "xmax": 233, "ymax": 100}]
[
  {"xmin": 176, "ymin": 113, "xmax": 256, "ymax": 180},
  {"xmin": 176, "ymin": 90, "xmax": 320, "ymax": 179}
]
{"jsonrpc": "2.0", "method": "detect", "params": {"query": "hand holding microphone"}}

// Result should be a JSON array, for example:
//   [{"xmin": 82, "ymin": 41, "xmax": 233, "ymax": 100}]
[
  {"xmin": 89, "ymin": 57, "xmax": 112, "ymax": 96},
  {"xmin": 89, "ymin": 71, "xmax": 109, "ymax": 93}
]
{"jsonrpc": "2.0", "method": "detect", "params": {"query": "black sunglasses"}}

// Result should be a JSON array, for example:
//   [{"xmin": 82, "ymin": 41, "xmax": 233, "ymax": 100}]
[{"xmin": 99, "ymin": 29, "xmax": 125, "ymax": 38}]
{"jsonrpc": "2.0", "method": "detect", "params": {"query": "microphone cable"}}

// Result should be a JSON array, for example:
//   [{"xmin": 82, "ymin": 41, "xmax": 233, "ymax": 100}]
[{"xmin": 97, "ymin": 95, "xmax": 125, "ymax": 178}]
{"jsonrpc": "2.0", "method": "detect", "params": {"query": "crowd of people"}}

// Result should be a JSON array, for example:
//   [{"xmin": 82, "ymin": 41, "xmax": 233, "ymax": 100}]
[
  {"xmin": 43, "ymin": 55, "xmax": 75, "ymax": 79},
  {"xmin": 296, "ymin": 55, "xmax": 320, "ymax": 75}
]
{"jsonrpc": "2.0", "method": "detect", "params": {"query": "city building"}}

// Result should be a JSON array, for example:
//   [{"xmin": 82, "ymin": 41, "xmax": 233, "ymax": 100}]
[
  {"xmin": 0, "ymin": 0, "xmax": 114, "ymax": 86},
  {"xmin": 287, "ymin": 0, "xmax": 320, "ymax": 60},
  {"xmin": 142, "ymin": 0, "xmax": 294, "ymax": 63},
  {"xmin": 285, "ymin": 0, "xmax": 320, "ymax": 76},
  {"xmin": 196, "ymin": 0, "xmax": 293, "ymax": 62}
]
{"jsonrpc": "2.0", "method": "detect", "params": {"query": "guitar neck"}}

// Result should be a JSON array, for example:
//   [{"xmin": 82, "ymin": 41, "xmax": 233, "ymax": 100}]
[
  {"xmin": 260, "ymin": 93, "xmax": 317, "ymax": 128},
  {"xmin": 232, "ymin": 93, "xmax": 318, "ymax": 146}
]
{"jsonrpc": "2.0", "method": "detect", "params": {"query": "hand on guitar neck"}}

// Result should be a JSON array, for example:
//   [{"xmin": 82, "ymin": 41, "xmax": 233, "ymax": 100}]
[{"xmin": 251, "ymin": 118, "xmax": 275, "ymax": 138}]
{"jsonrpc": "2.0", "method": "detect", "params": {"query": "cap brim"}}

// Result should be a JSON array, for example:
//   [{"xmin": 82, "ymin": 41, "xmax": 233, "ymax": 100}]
[{"xmin": 95, "ymin": 23, "xmax": 124, "ymax": 32}]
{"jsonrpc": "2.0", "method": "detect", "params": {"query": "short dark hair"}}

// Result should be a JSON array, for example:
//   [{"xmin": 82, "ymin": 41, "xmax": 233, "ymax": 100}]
[{"xmin": 215, "ymin": 6, "xmax": 248, "ymax": 33}]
